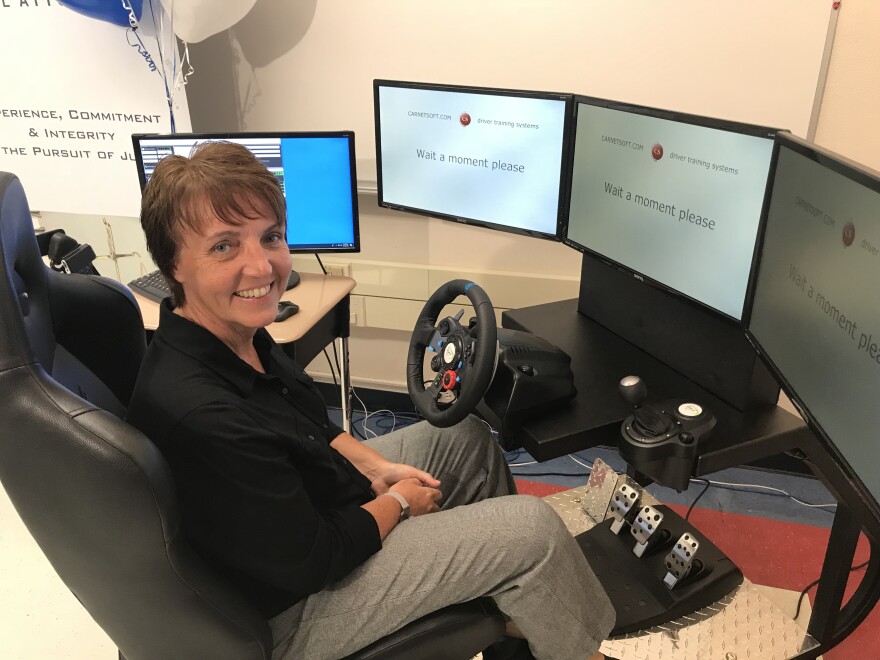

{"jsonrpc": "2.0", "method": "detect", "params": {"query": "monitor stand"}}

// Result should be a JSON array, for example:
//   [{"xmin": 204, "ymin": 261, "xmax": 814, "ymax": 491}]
[
  {"xmin": 286, "ymin": 270, "xmax": 301, "ymax": 291},
  {"xmin": 577, "ymin": 253, "xmax": 778, "ymax": 411}
]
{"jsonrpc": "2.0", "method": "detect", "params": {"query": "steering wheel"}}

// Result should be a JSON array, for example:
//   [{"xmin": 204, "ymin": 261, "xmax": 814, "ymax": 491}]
[{"xmin": 407, "ymin": 280, "xmax": 498, "ymax": 427}]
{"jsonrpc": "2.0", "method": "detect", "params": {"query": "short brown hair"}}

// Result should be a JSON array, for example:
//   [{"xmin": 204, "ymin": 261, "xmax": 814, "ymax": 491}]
[{"xmin": 140, "ymin": 141, "xmax": 286, "ymax": 306}]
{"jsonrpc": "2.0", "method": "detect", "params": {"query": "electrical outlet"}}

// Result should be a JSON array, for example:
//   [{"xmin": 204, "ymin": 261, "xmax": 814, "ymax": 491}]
[
  {"xmin": 349, "ymin": 295, "xmax": 365, "ymax": 327},
  {"xmin": 327, "ymin": 263, "xmax": 351, "ymax": 277}
]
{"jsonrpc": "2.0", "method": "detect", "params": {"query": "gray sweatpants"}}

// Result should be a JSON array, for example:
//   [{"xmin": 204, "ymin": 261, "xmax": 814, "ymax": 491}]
[{"xmin": 269, "ymin": 416, "xmax": 615, "ymax": 660}]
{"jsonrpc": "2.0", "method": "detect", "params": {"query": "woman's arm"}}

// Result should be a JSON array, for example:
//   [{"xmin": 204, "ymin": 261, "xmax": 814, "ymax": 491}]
[{"xmin": 330, "ymin": 431, "xmax": 441, "ymax": 492}]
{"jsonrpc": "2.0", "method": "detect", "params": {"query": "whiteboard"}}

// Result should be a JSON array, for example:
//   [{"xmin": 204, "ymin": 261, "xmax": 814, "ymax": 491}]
[{"xmin": 230, "ymin": 0, "xmax": 837, "ymax": 185}]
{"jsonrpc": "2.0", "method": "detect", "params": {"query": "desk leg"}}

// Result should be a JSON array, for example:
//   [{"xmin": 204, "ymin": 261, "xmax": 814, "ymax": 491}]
[{"xmin": 338, "ymin": 336, "xmax": 352, "ymax": 434}]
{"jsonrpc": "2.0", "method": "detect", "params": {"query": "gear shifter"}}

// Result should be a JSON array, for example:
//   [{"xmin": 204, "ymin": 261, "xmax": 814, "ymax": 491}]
[
  {"xmin": 618, "ymin": 375, "xmax": 647, "ymax": 406},
  {"xmin": 617, "ymin": 376, "xmax": 717, "ymax": 491},
  {"xmin": 619, "ymin": 376, "xmax": 675, "ymax": 437}
]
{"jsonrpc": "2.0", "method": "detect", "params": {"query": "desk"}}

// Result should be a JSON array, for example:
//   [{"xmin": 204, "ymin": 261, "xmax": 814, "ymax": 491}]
[
  {"xmin": 502, "ymin": 299, "xmax": 811, "ymax": 473},
  {"xmin": 132, "ymin": 272, "xmax": 356, "ymax": 432}
]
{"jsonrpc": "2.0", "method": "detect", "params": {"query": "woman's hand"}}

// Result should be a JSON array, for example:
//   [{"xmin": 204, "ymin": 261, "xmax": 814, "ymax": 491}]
[
  {"xmin": 370, "ymin": 462, "xmax": 441, "ymax": 496},
  {"xmin": 390, "ymin": 478, "xmax": 442, "ymax": 517}
]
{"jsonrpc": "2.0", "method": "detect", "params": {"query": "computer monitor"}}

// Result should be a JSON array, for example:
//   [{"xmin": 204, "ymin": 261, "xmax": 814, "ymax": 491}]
[
  {"xmin": 748, "ymin": 133, "xmax": 880, "ymax": 512},
  {"xmin": 564, "ymin": 97, "xmax": 778, "ymax": 321},
  {"xmin": 374, "ymin": 80, "xmax": 572, "ymax": 240},
  {"xmin": 132, "ymin": 132, "xmax": 360, "ymax": 253}
]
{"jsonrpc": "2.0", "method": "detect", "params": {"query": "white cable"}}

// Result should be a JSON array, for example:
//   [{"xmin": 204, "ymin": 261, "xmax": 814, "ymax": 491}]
[
  {"xmin": 568, "ymin": 455, "xmax": 594, "ymax": 472},
  {"xmin": 367, "ymin": 409, "xmax": 398, "ymax": 435},
  {"xmin": 691, "ymin": 477, "xmax": 837, "ymax": 510},
  {"xmin": 508, "ymin": 461, "xmax": 538, "ymax": 467},
  {"xmin": 350, "ymin": 388, "xmax": 376, "ymax": 439}
]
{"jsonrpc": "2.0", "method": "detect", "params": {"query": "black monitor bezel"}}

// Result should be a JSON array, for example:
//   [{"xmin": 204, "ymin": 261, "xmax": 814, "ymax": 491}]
[
  {"xmin": 745, "ymin": 131, "xmax": 880, "ymax": 524},
  {"xmin": 131, "ymin": 131, "xmax": 361, "ymax": 254},
  {"xmin": 373, "ymin": 79, "xmax": 574, "ymax": 242},
  {"xmin": 561, "ymin": 95, "xmax": 780, "ymax": 323}
]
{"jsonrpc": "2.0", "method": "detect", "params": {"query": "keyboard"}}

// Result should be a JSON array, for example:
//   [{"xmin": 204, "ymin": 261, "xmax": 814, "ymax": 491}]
[{"xmin": 128, "ymin": 269, "xmax": 171, "ymax": 303}]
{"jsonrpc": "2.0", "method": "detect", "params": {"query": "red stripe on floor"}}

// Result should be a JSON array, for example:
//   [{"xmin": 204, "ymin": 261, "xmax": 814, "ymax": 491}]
[{"xmin": 514, "ymin": 478, "xmax": 879, "ymax": 659}]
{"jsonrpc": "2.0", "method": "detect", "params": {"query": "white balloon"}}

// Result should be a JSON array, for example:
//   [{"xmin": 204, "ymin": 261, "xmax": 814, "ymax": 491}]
[{"xmin": 159, "ymin": 0, "xmax": 257, "ymax": 43}]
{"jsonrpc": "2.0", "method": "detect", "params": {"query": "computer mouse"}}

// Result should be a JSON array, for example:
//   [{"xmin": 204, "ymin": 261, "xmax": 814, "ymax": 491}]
[{"xmin": 274, "ymin": 301, "xmax": 300, "ymax": 322}]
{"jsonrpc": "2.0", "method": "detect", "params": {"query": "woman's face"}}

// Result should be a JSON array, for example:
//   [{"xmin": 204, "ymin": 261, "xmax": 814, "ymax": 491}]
[{"xmin": 172, "ymin": 197, "xmax": 291, "ymax": 341}]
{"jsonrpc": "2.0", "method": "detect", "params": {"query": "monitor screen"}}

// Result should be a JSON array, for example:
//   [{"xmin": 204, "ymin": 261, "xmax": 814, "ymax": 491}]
[
  {"xmin": 748, "ymin": 133, "xmax": 880, "ymax": 509},
  {"xmin": 374, "ymin": 80, "xmax": 572, "ymax": 239},
  {"xmin": 564, "ymin": 98, "xmax": 777, "ymax": 320},
  {"xmin": 132, "ymin": 132, "xmax": 360, "ymax": 253}
]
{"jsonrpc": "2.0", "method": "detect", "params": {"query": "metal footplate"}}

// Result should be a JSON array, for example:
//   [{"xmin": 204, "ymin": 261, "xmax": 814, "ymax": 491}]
[
  {"xmin": 608, "ymin": 482, "xmax": 641, "ymax": 534},
  {"xmin": 631, "ymin": 505, "xmax": 665, "ymax": 557},
  {"xmin": 663, "ymin": 532, "xmax": 700, "ymax": 589},
  {"xmin": 541, "ymin": 459, "xmax": 820, "ymax": 657}
]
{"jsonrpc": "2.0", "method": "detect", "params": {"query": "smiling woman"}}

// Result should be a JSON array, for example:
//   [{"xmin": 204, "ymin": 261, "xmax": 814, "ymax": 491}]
[
  {"xmin": 170, "ymin": 200, "xmax": 290, "ymax": 366},
  {"xmin": 126, "ymin": 141, "xmax": 614, "ymax": 660},
  {"xmin": 138, "ymin": 141, "xmax": 290, "ymax": 369}
]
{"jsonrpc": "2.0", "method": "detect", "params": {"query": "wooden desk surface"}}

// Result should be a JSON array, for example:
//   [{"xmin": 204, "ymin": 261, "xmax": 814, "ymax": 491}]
[{"xmin": 132, "ymin": 272, "xmax": 356, "ymax": 344}]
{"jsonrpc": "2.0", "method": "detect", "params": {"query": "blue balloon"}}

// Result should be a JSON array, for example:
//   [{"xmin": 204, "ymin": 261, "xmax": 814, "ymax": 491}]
[{"xmin": 58, "ymin": 0, "xmax": 144, "ymax": 28}]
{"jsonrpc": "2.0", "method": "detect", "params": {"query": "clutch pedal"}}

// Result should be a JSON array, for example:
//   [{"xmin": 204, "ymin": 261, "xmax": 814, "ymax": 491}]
[{"xmin": 608, "ymin": 482, "xmax": 641, "ymax": 534}]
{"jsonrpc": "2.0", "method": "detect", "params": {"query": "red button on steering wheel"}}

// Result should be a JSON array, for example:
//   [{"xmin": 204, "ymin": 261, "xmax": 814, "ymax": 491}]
[{"xmin": 441, "ymin": 370, "xmax": 457, "ymax": 390}]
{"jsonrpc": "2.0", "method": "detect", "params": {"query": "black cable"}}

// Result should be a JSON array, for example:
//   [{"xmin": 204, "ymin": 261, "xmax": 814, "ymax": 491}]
[
  {"xmin": 315, "ymin": 253, "xmax": 327, "ymax": 274},
  {"xmin": 322, "ymin": 348, "xmax": 339, "ymax": 390},
  {"xmin": 794, "ymin": 560, "xmax": 869, "ymax": 620},
  {"xmin": 685, "ymin": 479, "xmax": 711, "ymax": 521},
  {"xmin": 331, "ymin": 341, "xmax": 341, "ymax": 377}
]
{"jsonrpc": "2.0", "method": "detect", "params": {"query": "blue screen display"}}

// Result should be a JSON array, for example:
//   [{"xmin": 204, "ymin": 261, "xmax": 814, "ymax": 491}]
[{"xmin": 134, "ymin": 133, "xmax": 359, "ymax": 252}]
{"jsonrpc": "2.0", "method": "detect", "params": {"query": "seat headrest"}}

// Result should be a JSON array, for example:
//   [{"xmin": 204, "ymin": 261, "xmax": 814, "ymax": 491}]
[
  {"xmin": 0, "ymin": 172, "xmax": 52, "ymax": 373},
  {"xmin": 0, "ymin": 171, "xmax": 146, "ymax": 412}
]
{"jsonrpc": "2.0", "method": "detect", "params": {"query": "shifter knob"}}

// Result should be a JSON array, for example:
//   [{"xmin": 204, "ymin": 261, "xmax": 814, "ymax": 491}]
[{"xmin": 618, "ymin": 375, "xmax": 648, "ymax": 407}]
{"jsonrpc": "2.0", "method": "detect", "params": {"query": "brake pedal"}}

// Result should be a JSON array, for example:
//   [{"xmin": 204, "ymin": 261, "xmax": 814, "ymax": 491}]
[
  {"xmin": 631, "ymin": 505, "xmax": 665, "ymax": 557},
  {"xmin": 608, "ymin": 482, "xmax": 641, "ymax": 534},
  {"xmin": 663, "ymin": 533, "xmax": 701, "ymax": 589}
]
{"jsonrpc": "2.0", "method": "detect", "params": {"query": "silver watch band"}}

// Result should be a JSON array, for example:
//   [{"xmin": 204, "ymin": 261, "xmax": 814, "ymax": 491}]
[{"xmin": 381, "ymin": 491, "xmax": 410, "ymax": 521}]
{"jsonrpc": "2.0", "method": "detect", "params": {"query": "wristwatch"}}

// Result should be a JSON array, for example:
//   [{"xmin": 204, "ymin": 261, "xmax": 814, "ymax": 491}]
[{"xmin": 382, "ymin": 491, "xmax": 410, "ymax": 522}]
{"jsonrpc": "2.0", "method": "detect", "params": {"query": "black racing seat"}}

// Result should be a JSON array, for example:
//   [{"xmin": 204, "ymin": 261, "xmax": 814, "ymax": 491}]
[{"xmin": 0, "ymin": 171, "xmax": 504, "ymax": 660}]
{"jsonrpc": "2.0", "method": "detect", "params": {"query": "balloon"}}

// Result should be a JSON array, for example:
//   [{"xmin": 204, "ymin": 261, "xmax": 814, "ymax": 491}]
[
  {"xmin": 57, "ymin": 0, "xmax": 143, "ymax": 28},
  {"xmin": 159, "ymin": 0, "xmax": 256, "ymax": 43}
]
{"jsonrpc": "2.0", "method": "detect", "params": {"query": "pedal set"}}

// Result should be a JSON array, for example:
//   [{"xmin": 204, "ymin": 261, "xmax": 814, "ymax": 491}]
[
  {"xmin": 631, "ymin": 504, "xmax": 665, "ymax": 557},
  {"xmin": 663, "ymin": 532, "xmax": 701, "ymax": 589}
]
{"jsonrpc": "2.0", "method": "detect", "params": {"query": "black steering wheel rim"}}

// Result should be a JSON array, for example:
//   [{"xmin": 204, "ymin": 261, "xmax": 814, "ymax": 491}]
[{"xmin": 406, "ymin": 280, "xmax": 497, "ymax": 427}]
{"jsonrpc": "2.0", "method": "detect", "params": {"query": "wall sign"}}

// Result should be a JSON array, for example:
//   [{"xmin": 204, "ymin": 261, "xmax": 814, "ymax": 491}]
[{"xmin": 0, "ymin": 1, "xmax": 191, "ymax": 216}]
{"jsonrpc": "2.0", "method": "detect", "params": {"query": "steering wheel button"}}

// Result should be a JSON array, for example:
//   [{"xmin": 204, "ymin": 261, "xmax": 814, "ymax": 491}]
[
  {"xmin": 441, "ymin": 370, "xmax": 457, "ymax": 390},
  {"xmin": 443, "ymin": 342, "xmax": 457, "ymax": 363}
]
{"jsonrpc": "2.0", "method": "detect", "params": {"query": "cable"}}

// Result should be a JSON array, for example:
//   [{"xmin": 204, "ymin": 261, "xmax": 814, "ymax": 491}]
[
  {"xmin": 315, "ymin": 253, "xmax": 327, "ymax": 274},
  {"xmin": 322, "ymin": 348, "xmax": 339, "ymax": 391},
  {"xmin": 692, "ymin": 477, "xmax": 837, "ymax": 512},
  {"xmin": 323, "ymin": 349, "xmax": 373, "ymax": 440},
  {"xmin": 569, "ymin": 455, "xmax": 594, "ymax": 472},
  {"xmin": 685, "ymin": 479, "xmax": 711, "ymax": 521},
  {"xmin": 794, "ymin": 560, "xmax": 869, "ymax": 620},
  {"xmin": 324, "ymin": 348, "xmax": 341, "ymax": 392},
  {"xmin": 351, "ymin": 387, "xmax": 377, "ymax": 439}
]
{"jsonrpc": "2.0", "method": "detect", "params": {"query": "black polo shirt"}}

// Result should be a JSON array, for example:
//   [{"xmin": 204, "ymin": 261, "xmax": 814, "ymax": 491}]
[{"xmin": 126, "ymin": 301, "xmax": 380, "ymax": 618}]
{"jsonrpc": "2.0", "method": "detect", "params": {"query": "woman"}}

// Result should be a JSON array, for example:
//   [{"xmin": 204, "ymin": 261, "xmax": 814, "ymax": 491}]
[{"xmin": 126, "ymin": 141, "xmax": 615, "ymax": 660}]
